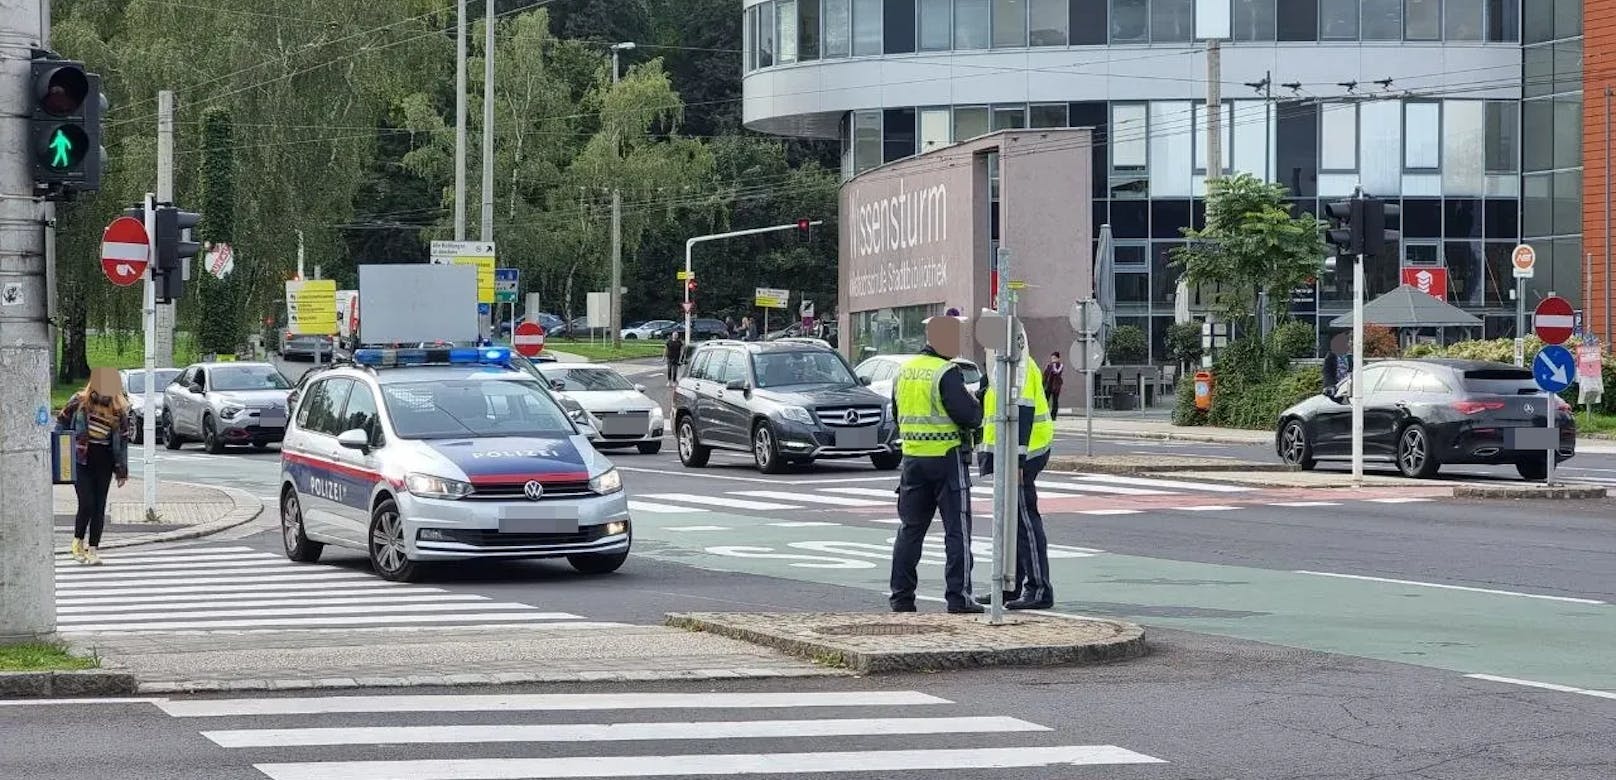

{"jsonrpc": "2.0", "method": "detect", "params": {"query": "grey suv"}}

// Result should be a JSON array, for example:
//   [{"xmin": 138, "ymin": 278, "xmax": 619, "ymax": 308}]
[
  {"xmin": 673, "ymin": 340, "xmax": 900, "ymax": 473},
  {"xmin": 163, "ymin": 362, "xmax": 293, "ymax": 453}
]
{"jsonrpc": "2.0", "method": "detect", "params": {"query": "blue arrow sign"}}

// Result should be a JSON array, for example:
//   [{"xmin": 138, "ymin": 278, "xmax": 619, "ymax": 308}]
[{"xmin": 1533, "ymin": 344, "xmax": 1577, "ymax": 393}]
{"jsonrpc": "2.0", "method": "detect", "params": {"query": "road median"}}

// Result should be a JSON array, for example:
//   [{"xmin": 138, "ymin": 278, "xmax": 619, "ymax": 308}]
[{"xmin": 53, "ymin": 478, "xmax": 263, "ymax": 551}]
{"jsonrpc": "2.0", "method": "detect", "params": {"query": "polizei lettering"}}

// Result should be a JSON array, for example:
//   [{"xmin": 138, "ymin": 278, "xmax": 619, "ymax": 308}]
[
  {"xmin": 471, "ymin": 450, "xmax": 541, "ymax": 459},
  {"xmin": 307, "ymin": 476, "xmax": 347, "ymax": 504}
]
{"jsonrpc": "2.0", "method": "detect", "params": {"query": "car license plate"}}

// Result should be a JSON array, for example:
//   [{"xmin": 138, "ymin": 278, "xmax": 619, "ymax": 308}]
[
  {"xmin": 601, "ymin": 414, "xmax": 646, "ymax": 437},
  {"xmin": 259, "ymin": 411, "xmax": 286, "ymax": 427},
  {"xmin": 1504, "ymin": 427, "xmax": 1558, "ymax": 450},
  {"xmin": 836, "ymin": 426, "xmax": 878, "ymax": 449},
  {"xmin": 498, "ymin": 514, "xmax": 581, "ymax": 535}
]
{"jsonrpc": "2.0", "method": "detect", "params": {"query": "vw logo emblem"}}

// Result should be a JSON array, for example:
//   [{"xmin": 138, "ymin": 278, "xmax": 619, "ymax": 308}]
[
  {"xmin": 1523, "ymin": 403, "xmax": 1534, "ymax": 414},
  {"xmin": 844, "ymin": 409, "xmax": 860, "ymax": 425},
  {"xmin": 523, "ymin": 480, "xmax": 546, "ymax": 501}
]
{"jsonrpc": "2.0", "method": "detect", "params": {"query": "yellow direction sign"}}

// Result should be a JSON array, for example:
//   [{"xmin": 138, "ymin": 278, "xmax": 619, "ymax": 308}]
[
  {"xmin": 754, "ymin": 287, "xmax": 790, "ymax": 309},
  {"xmin": 676, "ymin": 270, "xmax": 694, "ymax": 281},
  {"xmin": 430, "ymin": 241, "xmax": 497, "ymax": 304},
  {"xmin": 455, "ymin": 256, "xmax": 496, "ymax": 303},
  {"xmin": 285, "ymin": 279, "xmax": 339, "ymax": 336}
]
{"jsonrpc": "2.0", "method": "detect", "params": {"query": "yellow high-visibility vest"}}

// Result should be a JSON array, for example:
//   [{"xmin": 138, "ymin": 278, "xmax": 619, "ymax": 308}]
[
  {"xmin": 983, "ymin": 359, "xmax": 1054, "ymax": 458},
  {"xmin": 895, "ymin": 354, "xmax": 963, "ymax": 457}
]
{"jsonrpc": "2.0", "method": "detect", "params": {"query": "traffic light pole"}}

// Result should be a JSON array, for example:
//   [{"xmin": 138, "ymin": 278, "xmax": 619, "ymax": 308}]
[
  {"xmin": 1352, "ymin": 252, "xmax": 1365, "ymax": 488},
  {"xmin": 0, "ymin": 0, "xmax": 55, "ymax": 641},
  {"xmin": 154, "ymin": 90, "xmax": 175, "ymax": 367},
  {"xmin": 142, "ymin": 194, "xmax": 158, "ymax": 514},
  {"xmin": 682, "ymin": 220, "xmax": 823, "ymax": 344}
]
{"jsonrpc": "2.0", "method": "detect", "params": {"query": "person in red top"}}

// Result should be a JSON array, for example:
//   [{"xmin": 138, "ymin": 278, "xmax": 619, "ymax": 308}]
[{"xmin": 1041, "ymin": 352, "xmax": 1065, "ymax": 420}]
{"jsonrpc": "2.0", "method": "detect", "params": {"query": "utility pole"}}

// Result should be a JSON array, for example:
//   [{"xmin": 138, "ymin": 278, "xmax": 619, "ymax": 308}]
[
  {"xmin": 296, "ymin": 229, "xmax": 306, "ymax": 279},
  {"xmin": 453, "ymin": 0, "xmax": 468, "ymax": 241},
  {"xmin": 1, "ymin": 0, "xmax": 55, "ymax": 640},
  {"xmin": 479, "ymin": 0, "xmax": 495, "ymax": 340},
  {"xmin": 1205, "ymin": 39, "xmax": 1222, "ymax": 182},
  {"xmin": 609, "ymin": 42, "xmax": 636, "ymax": 349},
  {"xmin": 154, "ymin": 90, "xmax": 175, "ymax": 367}
]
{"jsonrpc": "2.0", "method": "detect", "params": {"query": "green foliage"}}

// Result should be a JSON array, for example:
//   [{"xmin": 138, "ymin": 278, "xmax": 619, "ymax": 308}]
[
  {"xmin": 1106, "ymin": 325, "xmax": 1148, "ymax": 364},
  {"xmin": 1172, "ymin": 371, "xmax": 1206, "ymax": 426},
  {"xmin": 1175, "ymin": 329, "xmax": 1323, "ymax": 430},
  {"xmin": 1401, "ymin": 337, "xmax": 1616, "ymax": 416},
  {"xmin": 194, "ymin": 107, "xmax": 241, "ymax": 355},
  {"xmin": 1171, "ymin": 173, "xmax": 1326, "ymax": 322},
  {"xmin": 1363, "ymin": 324, "xmax": 1400, "ymax": 358},
  {"xmin": 1165, "ymin": 321, "xmax": 1203, "ymax": 368},
  {"xmin": 1268, "ymin": 320, "xmax": 1315, "ymax": 361}
]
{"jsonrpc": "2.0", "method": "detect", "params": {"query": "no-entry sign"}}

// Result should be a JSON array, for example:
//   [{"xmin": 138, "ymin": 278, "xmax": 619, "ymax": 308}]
[
  {"xmin": 1534, "ymin": 295, "xmax": 1575, "ymax": 345},
  {"xmin": 513, "ymin": 320, "xmax": 546, "ymax": 357},
  {"xmin": 101, "ymin": 216, "xmax": 149, "ymax": 287}
]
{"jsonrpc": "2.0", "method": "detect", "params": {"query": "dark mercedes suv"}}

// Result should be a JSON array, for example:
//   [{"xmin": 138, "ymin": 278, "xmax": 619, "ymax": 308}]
[{"xmin": 673, "ymin": 340, "xmax": 901, "ymax": 473}]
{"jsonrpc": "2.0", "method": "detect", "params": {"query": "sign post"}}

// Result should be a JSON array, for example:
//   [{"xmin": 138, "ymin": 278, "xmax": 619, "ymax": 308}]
[
  {"xmin": 755, "ymin": 287, "xmax": 789, "ymax": 334},
  {"xmin": 1532, "ymin": 345, "xmax": 1575, "ymax": 487},
  {"xmin": 1512, "ymin": 244, "xmax": 1536, "ymax": 366},
  {"xmin": 432, "ymin": 241, "xmax": 497, "ymax": 338},
  {"xmin": 1070, "ymin": 300, "xmax": 1105, "ymax": 458}
]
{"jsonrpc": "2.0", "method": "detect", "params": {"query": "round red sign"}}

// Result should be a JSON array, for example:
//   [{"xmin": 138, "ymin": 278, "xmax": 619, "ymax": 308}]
[
  {"xmin": 513, "ymin": 321, "xmax": 546, "ymax": 357},
  {"xmin": 100, "ymin": 216, "xmax": 149, "ymax": 287},
  {"xmin": 1533, "ymin": 295, "xmax": 1574, "ymax": 346}
]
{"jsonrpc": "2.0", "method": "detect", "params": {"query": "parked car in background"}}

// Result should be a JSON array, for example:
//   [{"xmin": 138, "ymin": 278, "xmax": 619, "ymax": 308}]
[
  {"xmin": 651, "ymin": 319, "xmax": 730, "ymax": 341},
  {"xmin": 674, "ymin": 339, "xmax": 900, "ymax": 473},
  {"xmin": 1275, "ymin": 359, "xmax": 1576, "ymax": 480},
  {"xmin": 854, "ymin": 354, "xmax": 984, "ymax": 399},
  {"xmin": 121, "ymin": 367, "xmax": 182, "ymax": 444},
  {"xmin": 163, "ymin": 362, "xmax": 294, "ymax": 453},
  {"xmin": 281, "ymin": 334, "xmax": 337, "ymax": 362},
  {"xmin": 536, "ymin": 363, "xmax": 664, "ymax": 454},
  {"xmin": 506, "ymin": 353, "xmax": 599, "ymax": 440},
  {"xmin": 621, "ymin": 319, "xmax": 676, "ymax": 340}
]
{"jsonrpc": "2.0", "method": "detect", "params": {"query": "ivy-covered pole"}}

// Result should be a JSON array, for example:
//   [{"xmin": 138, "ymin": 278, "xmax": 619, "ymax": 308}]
[{"xmin": 196, "ymin": 106, "xmax": 238, "ymax": 356}]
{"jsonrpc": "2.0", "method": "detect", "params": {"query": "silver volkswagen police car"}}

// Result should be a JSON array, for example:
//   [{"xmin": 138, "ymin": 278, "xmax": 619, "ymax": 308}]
[{"xmin": 278, "ymin": 346, "xmax": 630, "ymax": 582}]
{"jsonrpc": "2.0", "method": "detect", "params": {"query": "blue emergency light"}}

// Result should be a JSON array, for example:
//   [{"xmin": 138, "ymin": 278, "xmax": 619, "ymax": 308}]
[{"xmin": 353, "ymin": 346, "xmax": 511, "ymax": 368}]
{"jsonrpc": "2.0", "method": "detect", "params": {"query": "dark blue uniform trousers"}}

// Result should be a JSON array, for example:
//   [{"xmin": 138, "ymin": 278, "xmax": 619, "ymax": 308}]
[
  {"xmin": 890, "ymin": 453, "xmax": 975, "ymax": 610},
  {"xmin": 1011, "ymin": 452, "xmax": 1053, "ymax": 603}
]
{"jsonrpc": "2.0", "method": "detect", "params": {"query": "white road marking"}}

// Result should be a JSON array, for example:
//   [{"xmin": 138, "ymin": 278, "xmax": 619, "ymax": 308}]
[
  {"xmin": 822, "ymin": 487, "xmax": 900, "ymax": 499},
  {"xmin": 627, "ymin": 500, "xmax": 705, "ymax": 514},
  {"xmin": 664, "ymin": 525, "xmax": 730, "ymax": 532},
  {"xmin": 731, "ymin": 490, "xmax": 889, "ymax": 507},
  {"xmin": 1464, "ymin": 674, "xmax": 1616, "ymax": 700},
  {"xmin": 158, "ymin": 691, "xmax": 953, "ymax": 718},
  {"xmin": 767, "ymin": 521, "xmax": 840, "ymax": 528},
  {"xmin": 59, "ymin": 612, "xmax": 585, "ymax": 633},
  {"xmin": 1175, "ymin": 505, "xmax": 1239, "ymax": 512},
  {"xmin": 1294, "ymin": 571, "xmax": 1607, "ymax": 605},
  {"xmin": 0, "ymin": 697, "xmax": 167, "ymax": 708},
  {"xmin": 1364, "ymin": 497, "xmax": 1434, "ymax": 504},
  {"xmin": 56, "ymin": 602, "xmax": 539, "ymax": 624},
  {"xmin": 57, "ymin": 593, "xmax": 485, "ymax": 614},
  {"xmin": 204, "ymin": 716, "xmax": 1049, "ymax": 748},
  {"xmin": 1079, "ymin": 509, "xmax": 1142, "ymax": 515},
  {"xmin": 1270, "ymin": 501, "xmax": 1343, "ymax": 507},
  {"xmin": 53, "ymin": 547, "xmax": 261, "ymax": 566},
  {"xmin": 54, "ymin": 553, "xmax": 285, "ymax": 570},
  {"xmin": 1033, "ymin": 481, "xmax": 1174, "ymax": 496},
  {"xmin": 54, "ymin": 572, "xmax": 383, "ymax": 592},
  {"xmin": 54, "ymin": 579, "xmax": 408, "ymax": 598},
  {"xmin": 1069, "ymin": 473, "xmax": 1252, "ymax": 492},
  {"xmin": 56, "ymin": 561, "xmax": 313, "ymax": 579},
  {"xmin": 639, "ymin": 493, "xmax": 799, "ymax": 511}
]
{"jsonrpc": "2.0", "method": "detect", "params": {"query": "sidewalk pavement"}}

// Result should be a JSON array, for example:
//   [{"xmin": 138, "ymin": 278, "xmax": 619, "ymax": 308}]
[
  {"xmin": 52, "ymin": 478, "xmax": 263, "ymax": 551},
  {"xmin": 1055, "ymin": 415, "xmax": 1616, "ymax": 455}
]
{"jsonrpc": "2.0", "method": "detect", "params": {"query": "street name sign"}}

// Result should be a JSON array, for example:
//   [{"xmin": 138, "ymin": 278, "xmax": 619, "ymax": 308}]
[
  {"xmin": 100, "ymin": 216, "xmax": 148, "ymax": 287},
  {"xmin": 1533, "ymin": 345, "xmax": 1577, "ymax": 394},
  {"xmin": 1533, "ymin": 295, "xmax": 1575, "ymax": 345}
]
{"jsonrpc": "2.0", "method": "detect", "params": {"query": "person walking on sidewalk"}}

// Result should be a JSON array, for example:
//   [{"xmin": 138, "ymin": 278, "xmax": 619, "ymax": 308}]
[
  {"xmin": 976, "ymin": 352, "xmax": 1056, "ymax": 610},
  {"xmin": 68, "ymin": 368, "xmax": 130, "ymax": 566},
  {"xmin": 664, "ymin": 330, "xmax": 685, "ymax": 385},
  {"xmin": 890, "ymin": 315, "xmax": 984, "ymax": 614},
  {"xmin": 1042, "ymin": 351, "xmax": 1065, "ymax": 420}
]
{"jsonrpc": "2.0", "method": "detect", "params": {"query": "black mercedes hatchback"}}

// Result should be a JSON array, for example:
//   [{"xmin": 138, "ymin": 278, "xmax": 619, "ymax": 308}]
[{"xmin": 1275, "ymin": 359, "xmax": 1575, "ymax": 480}]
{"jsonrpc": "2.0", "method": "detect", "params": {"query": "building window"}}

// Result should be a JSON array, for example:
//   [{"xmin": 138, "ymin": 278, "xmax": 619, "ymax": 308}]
[
  {"xmin": 884, "ymin": 108, "xmax": 917, "ymax": 162},
  {"xmin": 1277, "ymin": 0, "xmax": 1317, "ymax": 40},
  {"xmin": 1071, "ymin": 0, "xmax": 1107, "ymax": 44},
  {"xmin": 853, "ymin": 0, "xmax": 883, "ymax": 54},
  {"xmin": 1525, "ymin": 0, "xmax": 1580, "ymax": 44},
  {"xmin": 1111, "ymin": 0, "xmax": 1148, "ymax": 43},
  {"xmin": 1232, "ymin": 0, "xmax": 1275, "ymax": 41},
  {"xmin": 1360, "ymin": 0, "xmax": 1400, "ymax": 40},
  {"xmin": 956, "ymin": 0, "xmax": 992, "ymax": 47},
  {"xmin": 993, "ymin": 104, "xmax": 1027, "ymax": 130},
  {"xmin": 758, "ymin": 2, "xmax": 776, "ymax": 67},
  {"xmin": 1319, "ymin": 103, "xmax": 1358, "ymax": 172},
  {"xmin": 1403, "ymin": 101, "xmax": 1440, "ymax": 171},
  {"xmin": 954, "ymin": 106, "xmax": 990, "ymax": 142},
  {"xmin": 919, "ymin": 107, "xmax": 951, "ymax": 151},
  {"xmin": 1553, "ymin": 96, "xmax": 1582, "ymax": 171},
  {"xmin": 1030, "ymin": 103, "xmax": 1068, "ymax": 128},
  {"xmin": 993, "ymin": 0, "xmax": 1028, "ymax": 46},
  {"xmin": 824, "ymin": 0, "xmax": 852, "ymax": 56},
  {"xmin": 1485, "ymin": 0, "xmax": 1518, "ymax": 42},
  {"xmin": 1029, "ymin": 0, "xmax": 1068, "ymax": 44},
  {"xmin": 1554, "ymin": 169, "xmax": 1581, "ymax": 237},
  {"xmin": 1151, "ymin": 0, "xmax": 1193, "ymax": 42},
  {"xmin": 1444, "ymin": 0, "xmax": 1483, "ymax": 40},
  {"xmin": 1276, "ymin": 100, "xmax": 1319, "ymax": 196},
  {"xmin": 744, "ymin": 6, "xmax": 756, "ymax": 71},
  {"xmin": 885, "ymin": 0, "xmax": 916, "ymax": 52},
  {"xmin": 778, "ymin": 1, "xmax": 799, "ymax": 63},
  {"xmin": 1320, "ymin": 0, "xmax": 1358, "ymax": 40},
  {"xmin": 853, "ymin": 110, "xmax": 883, "ymax": 173},
  {"xmin": 1153, "ymin": 242, "xmax": 1183, "ymax": 301},
  {"xmin": 1115, "ymin": 243, "xmax": 1149, "ymax": 304},
  {"xmin": 1484, "ymin": 101, "xmax": 1518, "ymax": 174},
  {"xmin": 800, "ymin": 0, "xmax": 822, "ymax": 59},
  {"xmin": 1403, "ymin": 0, "xmax": 1438, "ymax": 40},
  {"xmin": 1404, "ymin": 241, "xmax": 1440, "ymax": 266},
  {"xmin": 1112, "ymin": 103, "xmax": 1148, "ymax": 170},
  {"xmin": 1193, "ymin": 102, "xmax": 1232, "ymax": 174},
  {"xmin": 918, "ymin": 0, "xmax": 952, "ymax": 49}
]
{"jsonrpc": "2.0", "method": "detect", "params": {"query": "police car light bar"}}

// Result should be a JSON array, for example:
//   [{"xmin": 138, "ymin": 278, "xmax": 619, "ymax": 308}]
[{"xmin": 353, "ymin": 347, "xmax": 512, "ymax": 368}]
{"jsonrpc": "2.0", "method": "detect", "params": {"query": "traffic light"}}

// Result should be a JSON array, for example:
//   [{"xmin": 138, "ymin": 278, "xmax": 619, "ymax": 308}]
[
  {"xmin": 1360, "ymin": 197, "xmax": 1400, "ymax": 257},
  {"xmin": 153, "ymin": 205, "xmax": 201, "ymax": 304},
  {"xmin": 796, "ymin": 218, "xmax": 812, "ymax": 242},
  {"xmin": 1324, "ymin": 195, "xmax": 1400, "ymax": 257},
  {"xmin": 1324, "ymin": 198, "xmax": 1357, "ymax": 255},
  {"xmin": 29, "ymin": 55, "xmax": 105, "ymax": 195}
]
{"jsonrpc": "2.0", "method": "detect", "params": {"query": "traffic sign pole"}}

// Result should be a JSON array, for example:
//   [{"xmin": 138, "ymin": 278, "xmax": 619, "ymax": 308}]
[
  {"xmin": 1532, "ymin": 345, "xmax": 1577, "ymax": 488},
  {"xmin": 141, "ymin": 193, "xmax": 158, "ymax": 515}
]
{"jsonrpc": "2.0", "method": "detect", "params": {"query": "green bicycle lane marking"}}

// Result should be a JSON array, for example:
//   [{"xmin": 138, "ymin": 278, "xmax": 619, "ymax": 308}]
[{"xmin": 630, "ymin": 509, "xmax": 1616, "ymax": 691}]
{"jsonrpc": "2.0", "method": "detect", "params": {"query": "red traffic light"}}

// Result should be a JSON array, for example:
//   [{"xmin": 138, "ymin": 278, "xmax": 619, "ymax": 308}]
[
  {"xmin": 686, "ymin": 279, "xmax": 697, "ymax": 292},
  {"xmin": 35, "ymin": 64, "xmax": 88, "ymax": 117},
  {"xmin": 796, "ymin": 219, "xmax": 810, "ymax": 232}
]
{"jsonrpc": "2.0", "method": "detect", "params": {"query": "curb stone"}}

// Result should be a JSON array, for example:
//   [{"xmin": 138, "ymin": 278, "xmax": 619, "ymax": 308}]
[
  {"xmin": 55, "ymin": 481, "xmax": 264, "ymax": 554},
  {"xmin": 0, "ymin": 670, "xmax": 138, "ymax": 699},
  {"xmin": 1453, "ymin": 484, "xmax": 1607, "ymax": 500}
]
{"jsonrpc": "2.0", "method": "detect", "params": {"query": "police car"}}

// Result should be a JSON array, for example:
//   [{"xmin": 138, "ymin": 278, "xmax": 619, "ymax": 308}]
[{"xmin": 278, "ymin": 346, "xmax": 630, "ymax": 582}]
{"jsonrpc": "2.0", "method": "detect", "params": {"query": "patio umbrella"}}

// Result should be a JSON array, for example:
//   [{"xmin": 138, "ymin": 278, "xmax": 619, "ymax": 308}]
[
  {"xmin": 1174, "ymin": 278, "xmax": 1191, "ymax": 324},
  {"xmin": 1092, "ymin": 223, "xmax": 1117, "ymax": 354}
]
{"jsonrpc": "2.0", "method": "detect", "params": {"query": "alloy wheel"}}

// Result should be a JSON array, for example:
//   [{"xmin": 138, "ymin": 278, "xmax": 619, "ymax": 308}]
[
  {"xmin": 1399, "ymin": 427, "xmax": 1427, "ymax": 474},
  {"xmin": 281, "ymin": 494, "xmax": 302, "ymax": 552},
  {"xmin": 371, "ymin": 509, "xmax": 406, "ymax": 574},
  {"xmin": 1282, "ymin": 423, "xmax": 1307, "ymax": 464},
  {"xmin": 753, "ymin": 426, "xmax": 775, "ymax": 470},
  {"xmin": 678, "ymin": 422, "xmax": 694, "ymax": 459}
]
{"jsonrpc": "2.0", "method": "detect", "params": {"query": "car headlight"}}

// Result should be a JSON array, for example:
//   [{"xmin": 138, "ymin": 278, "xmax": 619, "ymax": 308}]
[
  {"xmin": 590, "ymin": 468, "xmax": 623, "ymax": 495},
  {"xmin": 220, "ymin": 404, "xmax": 246, "ymax": 420},
  {"xmin": 648, "ymin": 406, "xmax": 665, "ymax": 423},
  {"xmin": 405, "ymin": 473, "xmax": 474, "ymax": 500},
  {"xmin": 780, "ymin": 406, "xmax": 815, "ymax": 425}
]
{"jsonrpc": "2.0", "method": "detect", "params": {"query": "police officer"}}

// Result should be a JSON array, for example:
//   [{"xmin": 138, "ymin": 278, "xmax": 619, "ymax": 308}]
[
  {"xmin": 890, "ymin": 315, "xmax": 984, "ymax": 614},
  {"xmin": 975, "ymin": 339, "xmax": 1056, "ymax": 610}
]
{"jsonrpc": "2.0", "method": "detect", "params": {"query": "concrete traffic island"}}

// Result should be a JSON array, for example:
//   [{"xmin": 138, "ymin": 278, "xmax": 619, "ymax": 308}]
[
  {"xmin": 1452, "ymin": 483, "xmax": 1608, "ymax": 500},
  {"xmin": 666, "ymin": 612, "xmax": 1148, "ymax": 674}
]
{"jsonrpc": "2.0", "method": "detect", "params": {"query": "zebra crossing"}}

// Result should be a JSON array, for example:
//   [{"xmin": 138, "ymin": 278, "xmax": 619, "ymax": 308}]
[
  {"xmin": 53, "ymin": 545, "xmax": 617, "ymax": 636},
  {"xmin": 147, "ymin": 688, "xmax": 1164, "ymax": 778}
]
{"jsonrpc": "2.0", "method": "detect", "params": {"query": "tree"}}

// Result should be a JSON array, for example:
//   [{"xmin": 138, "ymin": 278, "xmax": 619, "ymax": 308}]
[
  {"xmin": 194, "ymin": 107, "xmax": 240, "ymax": 355},
  {"xmin": 1170, "ymin": 173, "xmax": 1325, "ymax": 324}
]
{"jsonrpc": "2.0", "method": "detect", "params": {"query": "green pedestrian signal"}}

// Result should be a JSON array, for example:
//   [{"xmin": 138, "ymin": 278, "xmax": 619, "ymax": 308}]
[
  {"xmin": 39, "ymin": 124, "xmax": 88, "ymax": 170},
  {"xmin": 28, "ymin": 56, "xmax": 104, "ymax": 196},
  {"xmin": 50, "ymin": 129, "xmax": 74, "ymax": 167}
]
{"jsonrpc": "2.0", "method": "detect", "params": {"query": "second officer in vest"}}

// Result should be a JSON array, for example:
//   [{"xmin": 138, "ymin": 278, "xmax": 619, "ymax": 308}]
[
  {"xmin": 976, "ymin": 345, "xmax": 1056, "ymax": 610},
  {"xmin": 889, "ymin": 315, "xmax": 984, "ymax": 614}
]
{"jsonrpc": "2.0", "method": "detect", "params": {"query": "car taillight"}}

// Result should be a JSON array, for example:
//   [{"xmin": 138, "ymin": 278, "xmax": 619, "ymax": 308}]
[
  {"xmin": 1553, "ymin": 397, "xmax": 1571, "ymax": 412},
  {"xmin": 1452, "ymin": 400, "xmax": 1505, "ymax": 414}
]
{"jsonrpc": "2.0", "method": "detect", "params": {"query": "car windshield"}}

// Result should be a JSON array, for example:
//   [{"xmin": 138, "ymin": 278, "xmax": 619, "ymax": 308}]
[
  {"xmin": 380, "ymin": 378, "xmax": 573, "ymax": 439},
  {"xmin": 125, "ymin": 370, "xmax": 180, "ymax": 392},
  {"xmin": 540, "ymin": 367, "xmax": 635, "ymax": 392},
  {"xmin": 1463, "ymin": 368, "xmax": 1539, "ymax": 395},
  {"xmin": 211, "ymin": 366, "xmax": 291, "ymax": 391},
  {"xmin": 752, "ymin": 351, "xmax": 857, "ymax": 388}
]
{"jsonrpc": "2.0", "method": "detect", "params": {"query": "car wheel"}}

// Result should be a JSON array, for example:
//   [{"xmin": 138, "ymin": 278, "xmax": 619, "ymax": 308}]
[
  {"xmin": 1395, "ymin": 423, "xmax": 1441, "ymax": 479},
  {"xmin": 368, "ymin": 497, "xmax": 421, "ymax": 582},
  {"xmin": 202, "ymin": 414, "xmax": 226, "ymax": 454},
  {"xmin": 637, "ymin": 440, "xmax": 663, "ymax": 455},
  {"xmin": 281, "ymin": 489, "xmax": 323, "ymax": 563},
  {"xmin": 676, "ymin": 416, "xmax": 710, "ymax": 467},
  {"xmin": 1278, "ymin": 419, "xmax": 1317, "ymax": 471},
  {"xmin": 162, "ymin": 411, "xmax": 183, "ymax": 450},
  {"xmin": 568, "ymin": 550, "xmax": 628, "ymax": 575},
  {"xmin": 1514, "ymin": 453, "xmax": 1549, "ymax": 481},
  {"xmin": 752, "ymin": 422, "xmax": 785, "ymax": 474},
  {"xmin": 870, "ymin": 451, "xmax": 903, "ymax": 471}
]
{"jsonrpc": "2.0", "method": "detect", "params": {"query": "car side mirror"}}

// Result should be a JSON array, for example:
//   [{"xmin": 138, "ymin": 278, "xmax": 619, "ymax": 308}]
[
  {"xmin": 633, "ymin": 383, "xmax": 646, "ymax": 393},
  {"xmin": 858, "ymin": 376, "xmax": 872, "ymax": 386},
  {"xmin": 190, "ymin": 382, "xmax": 205, "ymax": 395},
  {"xmin": 336, "ymin": 429, "xmax": 370, "ymax": 451},
  {"xmin": 725, "ymin": 379, "xmax": 749, "ymax": 392},
  {"xmin": 551, "ymin": 380, "xmax": 566, "ymax": 392}
]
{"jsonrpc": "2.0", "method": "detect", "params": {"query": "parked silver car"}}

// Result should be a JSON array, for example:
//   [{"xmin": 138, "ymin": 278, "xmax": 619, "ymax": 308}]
[
  {"xmin": 121, "ymin": 368, "xmax": 182, "ymax": 444},
  {"xmin": 536, "ymin": 363, "xmax": 665, "ymax": 454},
  {"xmin": 163, "ymin": 362, "xmax": 294, "ymax": 453}
]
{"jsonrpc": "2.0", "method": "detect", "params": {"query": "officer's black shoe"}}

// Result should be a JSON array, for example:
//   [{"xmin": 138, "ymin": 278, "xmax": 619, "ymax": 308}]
[
  {"xmin": 890, "ymin": 602, "xmax": 917, "ymax": 613},
  {"xmin": 946, "ymin": 602, "xmax": 986, "ymax": 614},
  {"xmin": 974, "ymin": 592, "xmax": 1018, "ymax": 606},
  {"xmin": 1005, "ymin": 599, "xmax": 1054, "ymax": 610}
]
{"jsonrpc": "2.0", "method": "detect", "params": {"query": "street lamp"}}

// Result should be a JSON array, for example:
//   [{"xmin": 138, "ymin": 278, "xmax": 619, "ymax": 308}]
[{"xmin": 607, "ymin": 41, "xmax": 636, "ymax": 348}]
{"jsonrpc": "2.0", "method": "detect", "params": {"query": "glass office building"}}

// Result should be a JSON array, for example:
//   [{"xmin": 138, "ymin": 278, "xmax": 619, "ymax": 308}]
[{"xmin": 742, "ymin": 0, "xmax": 1529, "ymax": 360}]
